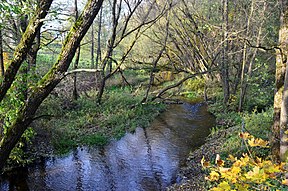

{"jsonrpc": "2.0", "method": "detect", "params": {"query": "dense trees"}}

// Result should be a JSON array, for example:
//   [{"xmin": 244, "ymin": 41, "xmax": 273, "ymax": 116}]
[{"xmin": 0, "ymin": 0, "xmax": 287, "ymax": 173}]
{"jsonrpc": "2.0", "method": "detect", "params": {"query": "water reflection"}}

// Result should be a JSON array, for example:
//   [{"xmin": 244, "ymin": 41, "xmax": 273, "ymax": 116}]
[{"xmin": 0, "ymin": 103, "xmax": 215, "ymax": 191}]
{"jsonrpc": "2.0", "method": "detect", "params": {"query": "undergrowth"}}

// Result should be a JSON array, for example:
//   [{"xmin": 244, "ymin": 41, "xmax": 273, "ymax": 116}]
[
  {"xmin": 38, "ymin": 87, "xmax": 166, "ymax": 155},
  {"xmin": 203, "ymin": 98, "xmax": 281, "ymax": 190}
]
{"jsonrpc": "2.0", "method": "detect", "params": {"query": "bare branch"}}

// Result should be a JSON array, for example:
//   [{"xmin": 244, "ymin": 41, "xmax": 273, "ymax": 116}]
[{"xmin": 151, "ymin": 69, "xmax": 216, "ymax": 101}]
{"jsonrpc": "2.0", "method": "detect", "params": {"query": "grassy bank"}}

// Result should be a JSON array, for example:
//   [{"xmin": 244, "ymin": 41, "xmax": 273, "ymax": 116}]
[
  {"xmin": 36, "ymin": 86, "xmax": 166, "ymax": 155},
  {"xmin": 169, "ymin": 97, "xmax": 278, "ymax": 190}
]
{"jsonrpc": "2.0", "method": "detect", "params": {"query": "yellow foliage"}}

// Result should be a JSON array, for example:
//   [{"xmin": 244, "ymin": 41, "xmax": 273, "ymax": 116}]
[
  {"xmin": 208, "ymin": 171, "xmax": 220, "ymax": 181},
  {"xmin": 282, "ymin": 179, "xmax": 288, "ymax": 186},
  {"xmin": 245, "ymin": 166, "xmax": 268, "ymax": 183},
  {"xmin": 201, "ymin": 156, "xmax": 210, "ymax": 168},
  {"xmin": 211, "ymin": 181, "xmax": 231, "ymax": 191},
  {"xmin": 248, "ymin": 137, "xmax": 269, "ymax": 148},
  {"xmin": 202, "ymin": 131, "xmax": 288, "ymax": 190},
  {"xmin": 239, "ymin": 132, "xmax": 251, "ymax": 140},
  {"xmin": 3, "ymin": 52, "xmax": 10, "ymax": 65}
]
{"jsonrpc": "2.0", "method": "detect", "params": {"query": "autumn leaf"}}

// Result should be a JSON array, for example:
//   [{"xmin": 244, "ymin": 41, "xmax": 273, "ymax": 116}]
[
  {"xmin": 282, "ymin": 179, "xmax": 288, "ymax": 186},
  {"xmin": 215, "ymin": 154, "xmax": 225, "ymax": 167},
  {"xmin": 228, "ymin": 154, "xmax": 237, "ymax": 162},
  {"xmin": 201, "ymin": 156, "xmax": 210, "ymax": 168},
  {"xmin": 208, "ymin": 171, "xmax": 220, "ymax": 181},
  {"xmin": 247, "ymin": 137, "xmax": 269, "ymax": 148},
  {"xmin": 211, "ymin": 181, "xmax": 231, "ymax": 191},
  {"xmin": 219, "ymin": 167, "xmax": 230, "ymax": 173},
  {"xmin": 239, "ymin": 132, "xmax": 251, "ymax": 140},
  {"xmin": 245, "ymin": 166, "xmax": 268, "ymax": 183}
]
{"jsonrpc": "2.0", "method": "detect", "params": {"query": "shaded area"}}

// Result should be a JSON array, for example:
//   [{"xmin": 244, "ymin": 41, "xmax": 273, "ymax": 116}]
[{"xmin": 0, "ymin": 102, "xmax": 215, "ymax": 191}]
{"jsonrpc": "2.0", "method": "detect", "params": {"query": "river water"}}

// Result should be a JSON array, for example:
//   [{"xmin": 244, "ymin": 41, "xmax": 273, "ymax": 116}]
[{"xmin": 0, "ymin": 102, "xmax": 215, "ymax": 191}]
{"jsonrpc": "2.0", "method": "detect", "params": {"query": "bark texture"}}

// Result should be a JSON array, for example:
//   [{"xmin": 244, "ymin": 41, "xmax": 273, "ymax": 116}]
[
  {"xmin": 0, "ymin": 0, "xmax": 53, "ymax": 102},
  {"xmin": 0, "ymin": 0, "xmax": 104, "ymax": 172},
  {"xmin": 271, "ymin": 0, "xmax": 288, "ymax": 161}
]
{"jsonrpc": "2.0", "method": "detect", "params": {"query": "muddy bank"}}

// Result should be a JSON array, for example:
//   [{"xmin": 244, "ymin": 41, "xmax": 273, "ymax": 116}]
[{"xmin": 168, "ymin": 126, "xmax": 238, "ymax": 190}]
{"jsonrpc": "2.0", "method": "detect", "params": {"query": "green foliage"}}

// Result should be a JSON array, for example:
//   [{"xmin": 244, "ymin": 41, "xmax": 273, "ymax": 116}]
[
  {"xmin": 203, "ymin": 106, "xmax": 276, "ymax": 190},
  {"xmin": 208, "ymin": 100, "xmax": 242, "ymax": 128},
  {"xmin": 216, "ymin": 107, "xmax": 273, "ymax": 157},
  {"xmin": 8, "ymin": 127, "xmax": 36, "ymax": 166},
  {"xmin": 242, "ymin": 58, "xmax": 274, "ymax": 112},
  {"xmin": 0, "ymin": 71, "xmax": 37, "ymax": 166},
  {"xmin": 184, "ymin": 78, "xmax": 205, "ymax": 92},
  {"xmin": 38, "ymin": 87, "xmax": 166, "ymax": 154}
]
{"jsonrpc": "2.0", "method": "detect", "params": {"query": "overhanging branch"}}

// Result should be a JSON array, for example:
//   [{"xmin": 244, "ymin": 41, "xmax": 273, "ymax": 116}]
[{"xmin": 151, "ymin": 69, "xmax": 216, "ymax": 101}]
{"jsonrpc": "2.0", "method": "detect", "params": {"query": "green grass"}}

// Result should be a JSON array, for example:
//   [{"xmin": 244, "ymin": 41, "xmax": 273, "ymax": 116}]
[
  {"xmin": 38, "ymin": 87, "xmax": 166, "ymax": 155},
  {"xmin": 211, "ymin": 107, "xmax": 273, "ymax": 158}
]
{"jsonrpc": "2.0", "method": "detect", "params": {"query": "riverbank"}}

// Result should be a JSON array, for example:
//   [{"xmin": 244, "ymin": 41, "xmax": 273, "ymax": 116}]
[
  {"xmin": 168, "ymin": 102, "xmax": 274, "ymax": 190},
  {"xmin": 168, "ymin": 126, "xmax": 237, "ymax": 190},
  {"xmin": 1, "ymin": 101, "xmax": 215, "ymax": 190},
  {"xmin": 31, "ymin": 86, "xmax": 166, "ymax": 156},
  {"xmin": 4, "ymin": 71, "xmax": 168, "ymax": 169}
]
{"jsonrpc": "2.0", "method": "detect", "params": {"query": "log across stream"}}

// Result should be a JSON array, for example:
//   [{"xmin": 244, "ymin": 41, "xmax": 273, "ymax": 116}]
[{"xmin": 0, "ymin": 102, "xmax": 215, "ymax": 191}]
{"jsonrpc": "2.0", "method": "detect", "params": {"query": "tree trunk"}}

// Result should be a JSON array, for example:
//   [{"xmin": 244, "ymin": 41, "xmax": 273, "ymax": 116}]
[
  {"xmin": 0, "ymin": 0, "xmax": 104, "ymax": 172},
  {"xmin": 221, "ymin": 0, "xmax": 230, "ymax": 104},
  {"xmin": 96, "ymin": 6, "xmax": 103, "ymax": 69},
  {"xmin": 73, "ymin": 47, "xmax": 81, "ymax": 100},
  {"xmin": 0, "ymin": 28, "xmax": 4, "ymax": 76},
  {"xmin": 0, "ymin": 0, "xmax": 53, "ymax": 103},
  {"xmin": 91, "ymin": 24, "xmax": 95, "ymax": 69},
  {"xmin": 271, "ymin": 0, "xmax": 288, "ymax": 161},
  {"xmin": 73, "ymin": 0, "xmax": 80, "ymax": 100},
  {"xmin": 280, "ymin": 59, "xmax": 288, "ymax": 160},
  {"xmin": 238, "ymin": 1, "xmax": 266, "ymax": 112},
  {"xmin": 238, "ymin": 0, "xmax": 254, "ymax": 111},
  {"xmin": 96, "ymin": 0, "xmax": 118, "ymax": 103},
  {"xmin": 27, "ymin": 29, "xmax": 41, "ymax": 71}
]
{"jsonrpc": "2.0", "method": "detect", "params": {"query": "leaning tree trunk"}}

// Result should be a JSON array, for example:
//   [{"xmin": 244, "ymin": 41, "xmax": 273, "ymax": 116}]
[
  {"xmin": 0, "ymin": 28, "xmax": 4, "ymax": 77},
  {"xmin": 72, "ymin": 0, "xmax": 80, "ymax": 100},
  {"xmin": 0, "ymin": 0, "xmax": 104, "ymax": 172},
  {"xmin": 271, "ymin": 0, "xmax": 288, "ymax": 161},
  {"xmin": 0, "ymin": 0, "xmax": 53, "ymax": 103},
  {"xmin": 73, "ymin": 47, "xmax": 81, "ymax": 100}
]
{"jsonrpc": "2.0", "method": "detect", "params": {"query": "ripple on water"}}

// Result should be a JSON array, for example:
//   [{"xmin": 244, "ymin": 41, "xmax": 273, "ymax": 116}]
[{"xmin": 0, "ymin": 102, "xmax": 215, "ymax": 191}]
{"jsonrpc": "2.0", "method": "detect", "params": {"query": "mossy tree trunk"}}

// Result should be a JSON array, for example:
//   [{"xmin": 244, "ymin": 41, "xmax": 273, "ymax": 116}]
[
  {"xmin": 73, "ymin": 0, "xmax": 80, "ymax": 100},
  {"xmin": 0, "ymin": 0, "xmax": 53, "ymax": 103},
  {"xmin": 0, "ymin": 28, "xmax": 4, "ymax": 76},
  {"xmin": 271, "ymin": 0, "xmax": 288, "ymax": 161},
  {"xmin": 0, "ymin": 0, "xmax": 104, "ymax": 172}
]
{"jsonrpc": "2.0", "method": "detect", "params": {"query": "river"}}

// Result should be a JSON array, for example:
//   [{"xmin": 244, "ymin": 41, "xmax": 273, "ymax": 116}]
[{"xmin": 0, "ymin": 102, "xmax": 215, "ymax": 191}]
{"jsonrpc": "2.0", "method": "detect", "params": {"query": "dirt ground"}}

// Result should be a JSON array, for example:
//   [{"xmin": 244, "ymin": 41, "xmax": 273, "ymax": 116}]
[{"xmin": 168, "ymin": 127, "xmax": 233, "ymax": 190}]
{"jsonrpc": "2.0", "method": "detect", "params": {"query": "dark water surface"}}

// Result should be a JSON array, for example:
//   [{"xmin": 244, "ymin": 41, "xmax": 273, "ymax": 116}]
[{"xmin": 0, "ymin": 102, "xmax": 215, "ymax": 191}]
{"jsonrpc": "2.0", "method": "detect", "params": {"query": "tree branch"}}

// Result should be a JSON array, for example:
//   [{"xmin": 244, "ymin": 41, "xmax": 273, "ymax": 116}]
[{"xmin": 151, "ymin": 69, "xmax": 216, "ymax": 101}]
